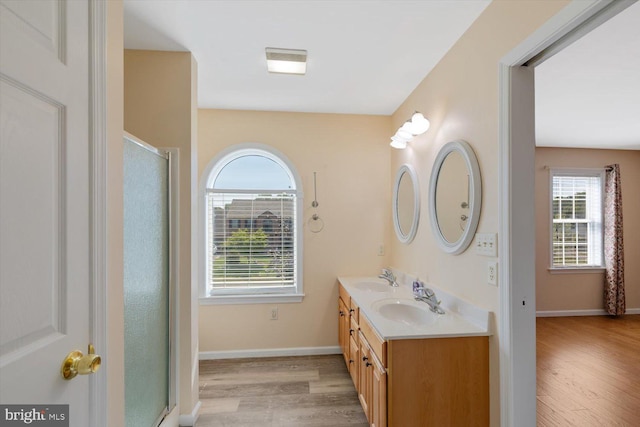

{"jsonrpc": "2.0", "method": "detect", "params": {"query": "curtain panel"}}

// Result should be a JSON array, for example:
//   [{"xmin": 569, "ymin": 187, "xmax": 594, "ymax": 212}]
[{"xmin": 603, "ymin": 164, "xmax": 625, "ymax": 316}]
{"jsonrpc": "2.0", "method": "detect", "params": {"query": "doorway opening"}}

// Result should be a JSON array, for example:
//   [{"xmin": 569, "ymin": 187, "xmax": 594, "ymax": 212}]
[{"xmin": 498, "ymin": 0, "xmax": 637, "ymax": 425}]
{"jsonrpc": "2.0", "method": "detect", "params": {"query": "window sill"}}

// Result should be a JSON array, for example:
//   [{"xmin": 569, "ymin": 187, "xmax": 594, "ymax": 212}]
[
  {"xmin": 199, "ymin": 293, "xmax": 305, "ymax": 305},
  {"xmin": 548, "ymin": 267, "xmax": 605, "ymax": 275}
]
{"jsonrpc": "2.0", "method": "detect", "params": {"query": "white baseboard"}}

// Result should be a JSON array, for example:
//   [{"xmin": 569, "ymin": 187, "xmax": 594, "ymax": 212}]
[
  {"xmin": 537, "ymin": 308, "xmax": 640, "ymax": 317},
  {"xmin": 199, "ymin": 346, "xmax": 341, "ymax": 360},
  {"xmin": 178, "ymin": 400, "xmax": 201, "ymax": 426}
]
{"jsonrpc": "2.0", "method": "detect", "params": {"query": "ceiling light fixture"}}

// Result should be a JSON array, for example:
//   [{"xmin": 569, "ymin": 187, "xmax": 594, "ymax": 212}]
[
  {"xmin": 390, "ymin": 112, "xmax": 430, "ymax": 149},
  {"xmin": 266, "ymin": 47, "xmax": 307, "ymax": 75}
]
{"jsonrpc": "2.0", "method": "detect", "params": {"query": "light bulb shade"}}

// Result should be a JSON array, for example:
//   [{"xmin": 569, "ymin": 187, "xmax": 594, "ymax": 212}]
[
  {"xmin": 395, "ymin": 129, "xmax": 413, "ymax": 140},
  {"xmin": 400, "ymin": 121, "xmax": 416, "ymax": 134},
  {"xmin": 410, "ymin": 112, "xmax": 430, "ymax": 134},
  {"xmin": 389, "ymin": 112, "xmax": 429, "ymax": 149},
  {"xmin": 390, "ymin": 136, "xmax": 407, "ymax": 149}
]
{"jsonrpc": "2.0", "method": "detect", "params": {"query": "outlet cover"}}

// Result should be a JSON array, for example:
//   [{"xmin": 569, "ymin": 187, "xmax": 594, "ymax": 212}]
[{"xmin": 487, "ymin": 261, "xmax": 498, "ymax": 286}]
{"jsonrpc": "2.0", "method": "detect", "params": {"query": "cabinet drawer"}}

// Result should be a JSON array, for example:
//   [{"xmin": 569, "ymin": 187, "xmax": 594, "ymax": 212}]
[
  {"xmin": 350, "ymin": 316, "xmax": 359, "ymax": 341},
  {"xmin": 349, "ymin": 299, "xmax": 360, "ymax": 323},
  {"xmin": 360, "ymin": 314, "xmax": 387, "ymax": 367},
  {"xmin": 339, "ymin": 283, "xmax": 350, "ymax": 308}
]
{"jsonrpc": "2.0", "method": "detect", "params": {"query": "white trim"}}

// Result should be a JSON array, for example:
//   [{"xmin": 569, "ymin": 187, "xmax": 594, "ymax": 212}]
[
  {"xmin": 199, "ymin": 143, "xmax": 304, "ymax": 302},
  {"xmin": 88, "ymin": 1, "xmax": 107, "ymax": 426},
  {"xmin": 204, "ymin": 143, "xmax": 302, "ymax": 190},
  {"xmin": 199, "ymin": 293, "xmax": 304, "ymax": 305},
  {"xmin": 537, "ymin": 308, "xmax": 640, "ymax": 317},
  {"xmin": 392, "ymin": 164, "xmax": 420, "ymax": 244},
  {"xmin": 548, "ymin": 267, "xmax": 605, "ymax": 274},
  {"xmin": 499, "ymin": 1, "xmax": 622, "ymax": 426},
  {"xmin": 125, "ymin": 131, "xmax": 170, "ymax": 158},
  {"xmin": 428, "ymin": 140, "xmax": 482, "ymax": 255},
  {"xmin": 199, "ymin": 346, "xmax": 342, "ymax": 360},
  {"xmin": 178, "ymin": 400, "xmax": 201, "ymax": 427}
]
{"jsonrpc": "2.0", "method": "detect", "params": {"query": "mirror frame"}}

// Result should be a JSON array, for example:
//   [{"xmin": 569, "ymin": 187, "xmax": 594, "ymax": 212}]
[
  {"xmin": 428, "ymin": 140, "xmax": 482, "ymax": 254},
  {"xmin": 392, "ymin": 164, "xmax": 420, "ymax": 244}
]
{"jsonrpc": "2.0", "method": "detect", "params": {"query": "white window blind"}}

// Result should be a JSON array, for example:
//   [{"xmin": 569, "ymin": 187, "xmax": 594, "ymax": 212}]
[
  {"xmin": 207, "ymin": 191, "xmax": 296, "ymax": 292},
  {"xmin": 551, "ymin": 172, "xmax": 603, "ymax": 267}
]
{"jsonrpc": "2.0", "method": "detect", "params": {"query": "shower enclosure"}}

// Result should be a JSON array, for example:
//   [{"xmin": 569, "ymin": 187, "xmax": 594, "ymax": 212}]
[{"xmin": 123, "ymin": 134, "xmax": 176, "ymax": 427}]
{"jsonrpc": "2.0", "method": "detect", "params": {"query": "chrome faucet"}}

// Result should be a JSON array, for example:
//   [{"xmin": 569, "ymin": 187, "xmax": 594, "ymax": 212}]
[
  {"xmin": 378, "ymin": 268, "xmax": 399, "ymax": 287},
  {"xmin": 414, "ymin": 286, "xmax": 445, "ymax": 314}
]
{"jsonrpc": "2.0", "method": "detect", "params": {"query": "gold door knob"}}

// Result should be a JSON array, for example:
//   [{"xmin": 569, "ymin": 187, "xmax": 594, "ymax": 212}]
[{"xmin": 61, "ymin": 344, "xmax": 101, "ymax": 380}]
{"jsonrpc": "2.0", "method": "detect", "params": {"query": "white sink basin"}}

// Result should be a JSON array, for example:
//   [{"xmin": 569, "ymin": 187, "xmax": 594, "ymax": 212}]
[
  {"xmin": 353, "ymin": 281, "xmax": 391, "ymax": 293},
  {"xmin": 371, "ymin": 299, "xmax": 438, "ymax": 326}
]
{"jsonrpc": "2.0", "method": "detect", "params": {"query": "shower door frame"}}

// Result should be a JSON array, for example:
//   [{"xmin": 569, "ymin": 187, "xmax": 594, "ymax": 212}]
[{"xmin": 123, "ymin": 131, "xmax": 179, "ymax": 424}]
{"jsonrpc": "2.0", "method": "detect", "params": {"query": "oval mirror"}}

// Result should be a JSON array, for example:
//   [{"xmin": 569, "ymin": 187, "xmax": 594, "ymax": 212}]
[
  {"xmin": 393, "ymin": 164, "xmax": 420, "ymax": 244},
  {"xmin": 428, "ymin": 140, "xmax": 481, "ymax": 254}
]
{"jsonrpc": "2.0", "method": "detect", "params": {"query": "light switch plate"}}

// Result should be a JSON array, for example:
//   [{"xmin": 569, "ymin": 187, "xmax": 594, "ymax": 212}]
[{"xmin": 475, "ymin": 233, "xmax": 498, "ymax": 257}]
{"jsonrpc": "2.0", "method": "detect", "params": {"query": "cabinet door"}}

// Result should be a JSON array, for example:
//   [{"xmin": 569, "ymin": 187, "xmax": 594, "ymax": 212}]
[
  {"xmin": 358, "ymin": 332, "xmax": 373, "ymax": 422},
  {"xmin": 338, "ymin": 298, "xmax": 349, "ymax": 366},
  {"xmin": 371, "ymin": 355, "xmax": 387, "ymax": 427},
  {"xmin": 349, "ymin": 334, "xmax": 360, "ymax": 386}
]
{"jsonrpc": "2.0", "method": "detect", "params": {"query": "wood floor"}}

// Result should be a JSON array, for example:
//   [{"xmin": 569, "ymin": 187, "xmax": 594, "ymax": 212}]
[
  {"xmin": 537, "ymin": 315, "xmax": 640, "ymax": 426},
  {"xmin": 196, "ymin": 354, "xmax": 368, "ymax": 427},
  {"xmin": 195, "ymin": 316, "xmax": 639, "ymax": 426}
]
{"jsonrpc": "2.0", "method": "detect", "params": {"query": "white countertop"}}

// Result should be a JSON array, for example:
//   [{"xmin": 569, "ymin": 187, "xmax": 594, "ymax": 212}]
[{"xmin": 338, "ymin": 276, "xmax": 490, "ymax": 340}]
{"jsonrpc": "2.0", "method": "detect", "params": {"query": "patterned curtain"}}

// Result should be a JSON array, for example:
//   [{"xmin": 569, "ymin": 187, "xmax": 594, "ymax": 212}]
[{"xmin": 604, "ymin": 164, "xmax": 625, "ymax": 316}]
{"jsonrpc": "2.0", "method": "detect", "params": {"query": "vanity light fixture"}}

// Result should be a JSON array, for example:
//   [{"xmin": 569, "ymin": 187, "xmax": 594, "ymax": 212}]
[
  {"xmin": 390, "ymin": 112, "xmax": 430, "ymax": 149},
  {"xmin": 266, "ymin": 47, "xmax": 307, "ymax": 75}
]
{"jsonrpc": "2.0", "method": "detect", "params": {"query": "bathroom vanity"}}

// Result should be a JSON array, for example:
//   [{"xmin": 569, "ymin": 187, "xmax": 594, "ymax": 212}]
[{"xmin": 338, "ymin": 277, "xmax": 490, "ymax": 426}]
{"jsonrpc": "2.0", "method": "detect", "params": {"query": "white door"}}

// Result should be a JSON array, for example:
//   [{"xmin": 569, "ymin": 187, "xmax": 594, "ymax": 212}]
[{"xmin": 0, "ymin": 0, "xmax": 94, "ymax": 424}]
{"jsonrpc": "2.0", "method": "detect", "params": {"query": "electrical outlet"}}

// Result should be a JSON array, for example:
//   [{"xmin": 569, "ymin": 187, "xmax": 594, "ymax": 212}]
[
  {"xmin": 475, "ymin": 233, "xmax": 498, "ymax": 257},
  {"xmin": 487, "ymin": 261, "xmax": 498, "ymax": 286},
  {"xmin": 378, "ymin": 245, "xmax": 385, "ymax": 256},
  {"xmin": 270, "ymin": 306, "xmax": 278, "ymax": 320}
]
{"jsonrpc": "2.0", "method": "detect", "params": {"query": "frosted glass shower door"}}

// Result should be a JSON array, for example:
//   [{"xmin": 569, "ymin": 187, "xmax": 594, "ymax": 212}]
[{"xmin": 123, "ymin": 136, "xmax": 172, "ymax": 427}]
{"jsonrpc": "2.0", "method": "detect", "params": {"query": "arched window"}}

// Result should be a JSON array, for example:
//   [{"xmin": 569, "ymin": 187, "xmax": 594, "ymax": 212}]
[{"xmin": 201, "ymin": 144, "xmax": 303, "ymax": 303}]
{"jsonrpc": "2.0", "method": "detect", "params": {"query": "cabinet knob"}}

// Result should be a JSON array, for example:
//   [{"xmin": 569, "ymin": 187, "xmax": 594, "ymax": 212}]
[
  {"xmin": 349, "ymin": 359, "xmax": 354, "ymax": 364},
  {"xmin": 339, "ymin": 311, "xmax": 345, "ymax": 316},
  {"xmin": 362, "ymin": 356, "xmax": 369, "ymax": 362},
  {"xmin": 366, "ymin": 362, "xmax": 372, "ymax": 367},
  {"xmin": 349, "ymin": 329, "xmax": 354, "ymax": 335},
  {"xmin": 349, "ymin": 308, "xmax": 355, "ymax": 313}
]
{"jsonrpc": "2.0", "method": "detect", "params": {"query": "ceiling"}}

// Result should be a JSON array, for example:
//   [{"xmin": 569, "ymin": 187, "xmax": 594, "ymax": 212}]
[
  {"xmin": 123, "ymin": 0, "xmax": 490, "ymax": 115},
  {"xmin": 123, "ymin": 1, "xmax": 639, "ymax": 150},
  {"xmin": 535, "ymin": 1, "xmax": 640, "ymax": 150}
]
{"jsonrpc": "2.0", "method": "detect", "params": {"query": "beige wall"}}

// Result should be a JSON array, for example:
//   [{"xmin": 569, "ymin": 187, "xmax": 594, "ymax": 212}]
[
  {"xmin": 389, "ymin": 1, "xmax": 570, "ymax": 425},
  {"xmin": 198, "ymin": 110, "xmax": 391, "ymax": 352},
  {"xmin": 123, "ymin": 50, "xmax": 199, "ymax": 419},
  {"xmin": 535, "ymin": 147, "xmax": 640, "ymax": 312},
  {"xmin": 107, "ymin": 1, "xmax": 124, "ymax": 425}
]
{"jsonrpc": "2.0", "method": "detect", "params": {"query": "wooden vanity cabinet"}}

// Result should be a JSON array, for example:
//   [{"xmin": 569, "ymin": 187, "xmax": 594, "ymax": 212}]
[{"xmin": 338, "ymin": 283, "xmax": 489, "ymax": 427}]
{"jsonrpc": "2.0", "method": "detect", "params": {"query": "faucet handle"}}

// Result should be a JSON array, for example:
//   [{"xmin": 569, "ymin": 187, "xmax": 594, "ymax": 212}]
[{"xmin": 414, "ymin": 286, "xmax": 435, "ymax": 298}]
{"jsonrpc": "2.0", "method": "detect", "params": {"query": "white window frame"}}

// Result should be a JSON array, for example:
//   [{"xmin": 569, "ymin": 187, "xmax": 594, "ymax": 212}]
[
  {"xmin": 548, "ymin": 168, "xmax": 605, "ymax": 272},
  {"xmin": 199, "ymin": 143, "xmax": 304, "ymax": 305}
]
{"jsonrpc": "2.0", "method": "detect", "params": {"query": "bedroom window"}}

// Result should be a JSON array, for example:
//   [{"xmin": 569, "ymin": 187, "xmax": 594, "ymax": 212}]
[
  {"xmin": 550, "ymin": 169, "xmax": 604, "ymax": 269},
  {"xmin": 202, "ymin": 144, "xmax": 303, "ymax": 304}
]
